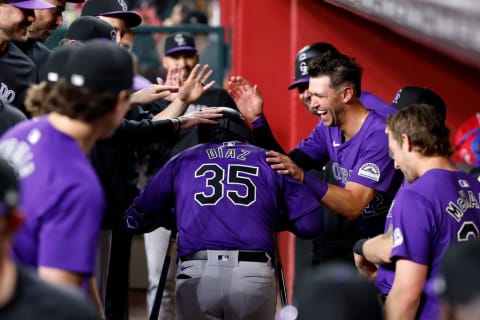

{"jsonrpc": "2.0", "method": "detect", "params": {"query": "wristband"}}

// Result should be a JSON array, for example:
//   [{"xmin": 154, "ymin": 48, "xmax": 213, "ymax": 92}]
[{"xmin": 353, "ymin": 238, "xmax": 368, "ymax": 256}]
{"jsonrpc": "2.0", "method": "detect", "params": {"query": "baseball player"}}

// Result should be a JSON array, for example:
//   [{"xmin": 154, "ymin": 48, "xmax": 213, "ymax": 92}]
[
  {"xmin": 141, "ymin": 31, "xmax": 239, "ymax": 320},
  {"xmin": 124, "ymin": 108, "xmax": 325, "ymax": 320},
  {"xmin": 0, "ymin": 157, "xmax": 99, "ymax": 320},
  {"xmin": 0, "ymin": 0, "xmax": 54, "ymax": 115},
  {"xmin": 355, "ymin": 104, "xmax": 480, "ymax": 319},
  {"xmin": 285, "ymin": 43, "xmax": 397, "ymax": 275},
  {"xmin": 353, "ymin": 85, "xmax": 449, "ymax": 290},
  {"xmin": 13, "ymin": 0, "xmax": 85, "ymax": 83},
  {"xmin": 0, "ymin": 40, "xmax": 134, "ymax": 318},
  {"xmin": 228, "ymin": 51, "xmax": 401, "ymax": 238}
]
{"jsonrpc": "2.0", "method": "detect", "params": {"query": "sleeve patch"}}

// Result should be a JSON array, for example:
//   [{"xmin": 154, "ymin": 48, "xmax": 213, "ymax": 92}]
[
  {"xmin": 358, "ymin": 163, "xmax": 381, "ymax": 182},
  {"xmin": 393, "ymin": 227, "xmax": 404, "ymax": 248}
]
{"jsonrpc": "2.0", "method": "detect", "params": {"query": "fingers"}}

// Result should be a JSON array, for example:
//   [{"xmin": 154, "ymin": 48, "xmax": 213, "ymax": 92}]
[{"xmin": 156, "ymin": 77, "xmax": 164, "ymax": 85}]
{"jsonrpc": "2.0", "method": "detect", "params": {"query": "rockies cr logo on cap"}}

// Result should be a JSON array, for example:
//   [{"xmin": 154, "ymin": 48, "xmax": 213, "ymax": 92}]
[
  {"xmin": 174, "ymin": 33, "xmax": 187, "ymax": 46},
  {"xmin": 117, "ymin": 0, "xmax": 128, "ymax": 11}
]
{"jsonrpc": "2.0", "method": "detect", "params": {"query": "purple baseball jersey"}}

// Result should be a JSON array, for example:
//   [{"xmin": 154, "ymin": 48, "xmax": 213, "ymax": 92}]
[
  {"xmin": 385, "ymin": 169, "xmax": 480, "ymax": 319},
  {"xmin": 131, "ymin": 141, "xmax": 323, "ymax": 256},
  {"xmin": 0, "ymin": 116, "xmax": 105, "ymax": 275},
  {"xmin": 360, "ymin": 91, "xmax": 396, "ymax": 118},
  {"xmin": 297, "ymin": 110, "xmax": 399, "ymax": 236}
]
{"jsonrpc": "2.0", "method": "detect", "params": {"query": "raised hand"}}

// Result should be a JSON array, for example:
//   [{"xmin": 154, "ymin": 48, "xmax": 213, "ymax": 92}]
[
  {"xmin": 265, "ymin": 150, "xmax": 304, "ymax": 182},
  {"xmin": 130, "ymin": 84, "xmax": 179, "ymax": 105},
  {"xmin": 227, "ymin": 76, "xmax": 264, "ymax": 122},
  {"xmin": 176, "ymin": 64, "xmax": 215, "ymax": 105},
  {"xmin": 158, "ymin": 66, "xmax": 185, "ymax": 101},
  {"xmin": 178, "ymin": 107, "xmax": 223, "ymax": 130}
]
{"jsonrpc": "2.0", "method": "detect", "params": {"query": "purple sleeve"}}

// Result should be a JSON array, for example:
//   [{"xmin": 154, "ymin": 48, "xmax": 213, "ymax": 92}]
[
  {"xmin": 302, "ymin": 171, "xmax": 328, "ymax": 200},
  {"xmin": 282, "ymin": 175, "xmax": 324, "ymax": 237},
  {"xmin": 390, "ymin": 190, "xmax": 432, "ymax": 265},
  {"xmin": 348, "ymin": 130, "xmax": 397, "ymax": 193},
  {"xmin": 39, "ymin": 185, "xmax": 105, "ymax": 275},
  {"xmin": 132, "ymin": 159, "xmax": 176, "ymax": 224},
  {"xmin": 296, "ymin": 123, "xmax": 329, "ymax": 164},
  {"xmin": 360, "ymin": 91, "xmax": 396, "ymax": 118}
]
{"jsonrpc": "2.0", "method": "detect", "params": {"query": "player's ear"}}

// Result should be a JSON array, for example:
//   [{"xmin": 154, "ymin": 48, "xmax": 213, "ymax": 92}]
[
  {"xmin": 341, "ymin": 86, "xmax": 354, "ymax": 103},
  {"xmin": 401, "ymin": 133, "xmax": 412, "ymax": 152}
]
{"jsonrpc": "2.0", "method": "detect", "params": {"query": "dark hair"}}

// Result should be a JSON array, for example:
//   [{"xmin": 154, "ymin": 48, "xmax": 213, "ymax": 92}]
[
  {"xmin": 308, "ymin": 51, "xmax": 363, "ymax": 97},
  {"xmin": 386, "ymin": 104, "xmax": 452, "ymax": 157},
  {"xmin": 45, "ymin": 80, "xmax": 123, "ymax": 122}
]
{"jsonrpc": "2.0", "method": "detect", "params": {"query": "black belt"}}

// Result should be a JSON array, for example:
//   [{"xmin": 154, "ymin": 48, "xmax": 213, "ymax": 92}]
[{"xmin": 179, "ymin": 250, "xmax": 270, "ymax": 263}]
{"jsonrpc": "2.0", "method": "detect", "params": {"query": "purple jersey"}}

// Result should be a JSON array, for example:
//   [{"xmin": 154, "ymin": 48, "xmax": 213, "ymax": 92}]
[
  {"xmin": 360, "ymin": 91, "xmax": 396, "ymax": 118},
  {"xmin": 388, "ymin": 170, "xmax": 480, "ymax": 319},
  {"xmin": 132, "ymin": 141, "xmax": 323, "ymax": 256},
  {"xmin": 0, "ymin": 116, "xmax": 105, "ymax": 275},
  {"xmin": 297, "ymin": 111, "xmax": 399, "ymax": 236}
]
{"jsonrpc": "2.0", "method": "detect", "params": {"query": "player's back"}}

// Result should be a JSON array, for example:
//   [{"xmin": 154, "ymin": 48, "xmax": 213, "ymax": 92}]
[
  {"xmin": 392, "ymin": 169, "xmax": 480, "ymax": 319},
  {"xmin": 165, "ymin": 141, "xmax": 320, "ymax": 256}
]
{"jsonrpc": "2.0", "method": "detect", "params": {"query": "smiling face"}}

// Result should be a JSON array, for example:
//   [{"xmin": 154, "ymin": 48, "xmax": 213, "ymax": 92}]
[
  {"xmin": 308, "ymin": 75, "xmax": 345, "ymax": 127},
  {"xmin": 27, "ymin": 0, "xmax": 65, "ymax": 41},
  {"xmin": 0, "ymin": 4, "xmax": 35, "ymax": 42}
]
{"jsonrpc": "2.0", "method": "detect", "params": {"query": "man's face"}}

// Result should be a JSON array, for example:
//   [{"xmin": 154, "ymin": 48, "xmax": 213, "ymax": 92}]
[
  {"xmin": 162, "ymin": 51, "xmax": 199, "ymax": 80},
  {"xmin": 27, "ymin": 0, "xmax": 65, "ymax": 42},
  {"xmin": 296, "ymin": 83, "xmax": 312, "ymax": 113},
  {"xmin": 99, "ymin": 16, "xmax": 127, "ymax": 45},
  {"xmin": 0, "ymin": 4, "xmax": 35, "ymax": 42},
  {"xmin": 308, "ymin": 75, "xmax": 345, "ymax": 127}
]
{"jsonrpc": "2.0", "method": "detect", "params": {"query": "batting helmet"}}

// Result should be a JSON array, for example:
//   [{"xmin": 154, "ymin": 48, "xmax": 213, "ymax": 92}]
[
  {"xmin": 288, "ymin": 42, "xmax": 339, "ymax": 90},
  {"xmin": 198, "ymin": 107, "xmax": 252, "ymax": 143}
]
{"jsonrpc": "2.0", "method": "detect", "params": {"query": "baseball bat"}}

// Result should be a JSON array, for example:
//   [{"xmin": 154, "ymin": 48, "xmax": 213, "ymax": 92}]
[
  {"xmin": 274, "ymin": 233, "xmax": 288, "ymax": 308},
  {"xmin": 149, "ymin": 229, "xmax": 177, "ymax": 320}
]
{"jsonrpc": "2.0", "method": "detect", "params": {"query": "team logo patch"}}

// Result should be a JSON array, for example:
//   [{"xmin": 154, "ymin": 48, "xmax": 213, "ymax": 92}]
[
  {"xmin": 393, "ymin": 227, "xmax": 403, "ymax": 248},
  {"xmin": 358, "ymin": 163, "xmax": 380, "ymax": 182},
  {"xmin": 174, "ymin": 33, "xmax": 187, "ymax": 46}
]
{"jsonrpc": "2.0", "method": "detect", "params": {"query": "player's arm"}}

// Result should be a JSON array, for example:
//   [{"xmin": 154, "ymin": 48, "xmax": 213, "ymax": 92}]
[
  {"xmin": 267, "ymin": 150, "xmax": 376, "ymax": 219},
  {"xmin": 361, "ymin": 224, "xmax": 393, "ymax": 264},
  {"xmin": 384, "ymin": 259, "xmax": 427, "ymax": 320},
  {"xmin": 38, "ymin": 268, "xmax": 106, "ymax": 319}
]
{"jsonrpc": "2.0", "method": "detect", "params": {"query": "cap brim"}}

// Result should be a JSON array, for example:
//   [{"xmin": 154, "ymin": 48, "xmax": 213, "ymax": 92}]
[
  {"xmin": 287, "ymin": 77, "xmax": 309, "ymax": 90},
  {"xmin": 10, "ymin": 0, "xmax": 55, "ymax": 9},
  {"xmin": 100, "ymin": 11, "xmax": 142, "ymax": 28},
  {"xmin": 165, "ymin": 46, "xmax": 197, "ymax": 56}
]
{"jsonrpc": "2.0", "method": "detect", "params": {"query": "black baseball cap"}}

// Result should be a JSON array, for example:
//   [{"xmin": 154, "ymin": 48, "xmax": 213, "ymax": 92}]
[
  {"xmin": 296, "ymin": 262, "xmax": 383, "ymax": 320},
  {"xmin": 391, "ymin": 86, "xmax": 447, "ymax": 121},
  {"xmin": 288, "ymin": 42, "xmax": 339, "ymax": 90},
  {"xmin": 164, "ymin": 32, "xmax": 197, "ymax": 56},
  {"xmin": 81, "ymin": 0, "xmax": 142, "ymax": 28},
  {"xmin": 64, "ymin": 40, "xmax": 133, "ymax": 92},
  {"xmin": 437, "ymin": 241, "xmax": 480, "ymax": 305},
  {"xmin": 0, "ymin": 0, "xmax": 55, "ymax": 9},
  {"xmin": 182, "ymin": 10, "xmax": 208, "ymax": 25},
  {"xmin": 0, "ymin": 157, "xmax": 19, "ymax": 217},
  {"xmin": 46, "ymin": 45, "xmax": 79, "ymax": 83},
  {"xmin": 65, "ymin": 16, "xmax": 116, "ymax": 42}
]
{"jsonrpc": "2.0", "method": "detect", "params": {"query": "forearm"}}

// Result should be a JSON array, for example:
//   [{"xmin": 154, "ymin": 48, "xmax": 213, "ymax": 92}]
[
  {"xmin": 251, "ymin": 116, "xmax": 286, "ymax": 152},
  {"xmin": 362, "ymin": 233, "xmax": 393, "ymax": 264},
  {"xmin": 152, "ymin": 96, "xmax": 189, "ymax": 120},
  {"xmin": 302, "ymin": 174, "xmax": 365, "ymax": 219},
  {"xmin": 385, "ymin": 289, "xmax": 420, "ymax": 320}
]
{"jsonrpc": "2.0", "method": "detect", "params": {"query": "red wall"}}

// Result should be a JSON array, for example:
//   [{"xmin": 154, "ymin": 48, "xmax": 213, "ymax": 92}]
[{"xmin": 220, "ymin": 0, "xmax": 480, "ymax": 301}]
